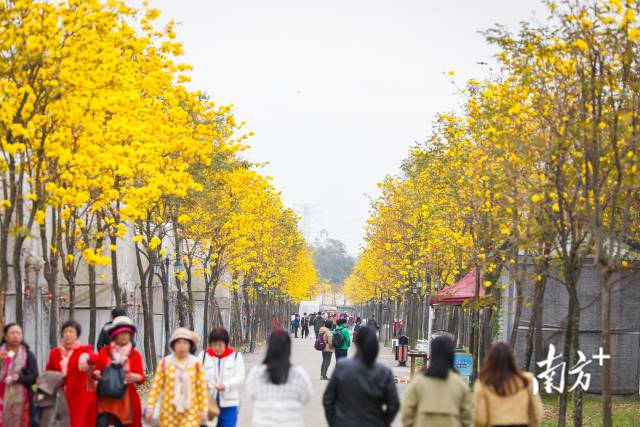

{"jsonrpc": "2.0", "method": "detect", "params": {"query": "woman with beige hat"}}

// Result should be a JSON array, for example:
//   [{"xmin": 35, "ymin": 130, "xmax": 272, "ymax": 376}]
[{"xmin": 145, "ymin": 327, "xmax": 209, "ymax": 427}]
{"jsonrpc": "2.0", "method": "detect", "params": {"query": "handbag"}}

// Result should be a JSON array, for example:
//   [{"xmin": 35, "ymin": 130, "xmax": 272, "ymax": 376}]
[
  {"xmin": 201, "ymin": 352, "xmax": 221, "ymax": 421},
  {"xmin": 207, "ymin": 393, "xmax": 220, "ymax": 421},
  {"xmin": 97, "ymin": 362, "xmax": 127, "ymax": 398},
  {"xmin": 35, "ymin": 371, "xmax": 70, "ymax": 427}
]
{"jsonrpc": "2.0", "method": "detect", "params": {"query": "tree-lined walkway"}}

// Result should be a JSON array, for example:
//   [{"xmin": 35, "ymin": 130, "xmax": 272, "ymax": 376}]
[{"xmin": 238, "ymin": 332, "xmax": 411, "ymax": 426}]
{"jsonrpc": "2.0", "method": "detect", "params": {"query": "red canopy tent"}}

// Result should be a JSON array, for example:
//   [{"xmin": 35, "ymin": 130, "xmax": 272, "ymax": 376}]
[{"xmin": 429, "ymin": 269, "xmax": 485, "ymax": 305}]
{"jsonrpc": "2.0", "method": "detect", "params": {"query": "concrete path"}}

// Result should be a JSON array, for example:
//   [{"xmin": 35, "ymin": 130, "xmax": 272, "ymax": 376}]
[{"xmin": 237, "ymin": 331, "xmax": 413, "ymax": 426}]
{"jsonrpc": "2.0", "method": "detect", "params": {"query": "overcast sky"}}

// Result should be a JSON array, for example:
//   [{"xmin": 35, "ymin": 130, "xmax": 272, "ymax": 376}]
[{"xmin": 152, "ymin": 0, "xmax": 546, "ymax": 255}]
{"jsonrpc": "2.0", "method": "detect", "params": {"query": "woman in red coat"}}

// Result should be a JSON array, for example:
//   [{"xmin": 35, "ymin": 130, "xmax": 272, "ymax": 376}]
[
  {"xmin": 45, "ymin": 320, "xmax": 97, "ymax": 427},
  {"xmin": 90, "ymin": 315, "xmax": 145, "ymax": 427}
]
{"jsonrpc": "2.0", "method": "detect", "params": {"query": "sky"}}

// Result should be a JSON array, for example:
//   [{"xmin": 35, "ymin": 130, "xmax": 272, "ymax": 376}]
[{"xmin": 152, "ymin": 0, "xmax": 546, "ymax": 255}]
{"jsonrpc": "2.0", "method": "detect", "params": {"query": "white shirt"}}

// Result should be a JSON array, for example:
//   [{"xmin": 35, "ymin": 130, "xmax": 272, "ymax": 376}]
[
  {"xmin": 247, "ymin": 364, "xmax": 312, "ymax": 427},
  {"xmin": 198, "ymin": 350, "xmax": 245, "ymax": 408}
]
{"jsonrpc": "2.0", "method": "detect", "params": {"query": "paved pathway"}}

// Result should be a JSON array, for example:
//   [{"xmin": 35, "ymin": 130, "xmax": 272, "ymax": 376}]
[{"xmin": 237, "ymin": 331, "xmax": 413, "ymax": 426}]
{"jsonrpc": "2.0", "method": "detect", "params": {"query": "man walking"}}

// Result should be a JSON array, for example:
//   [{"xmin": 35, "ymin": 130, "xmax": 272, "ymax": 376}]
[
  {"xmin": 301, "ymin": 313, "xmax": 310, "ymax": 338},
  {"xmin": 367, "ymin": 314, "xmax": 379, "ymax": 331},
  {"xmin": 293, "ymin": 314, "xmax": 301, "ymax": 338},
  {"xmin": 367, "ymin": 314, "xmax": 380, "ymax": 340},
  {"xmin": 313, "ymin": 311, "xmax": 325, "ymax": 338},
  {"xmin": 333, "ymin": 318, "xmax": 351, "ymax": 360}
]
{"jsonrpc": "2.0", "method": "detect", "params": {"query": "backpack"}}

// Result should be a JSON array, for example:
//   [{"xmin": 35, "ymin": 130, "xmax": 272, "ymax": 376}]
[
  {"xmin": 332, "ymin": 328, "xmax": 346, "ymax": 349},
  {"xmin": 97, "ymin": 362, "xmax": 127, "ymax": 398},
  {"xmin": 314, "ymin": 333, "xmax": 326, "ymax": 351}
]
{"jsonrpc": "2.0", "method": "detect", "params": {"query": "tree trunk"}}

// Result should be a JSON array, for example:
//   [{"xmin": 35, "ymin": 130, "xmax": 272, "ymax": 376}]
[
  {"xmin": 109, "ymin": 235, "xmax": 122, "ymax": 306},
  {"xmin": 600, "ymin": 274, "xmax": 613, "ymax": 427},
  {"xmin": 202, "ymin": 274, "xmax": 210, "ymax": 347},
  {"xmin": 509, "ymin": 278, "xmax": 524, "ymax": 348},
  {"xmin": 39, "ymin": 210, "xmax": 60, "ymax": 349},
  {"xmin": 524, "ymin": 276, "xmax": 546, "ymax": 371},
  {"xmin": 558, "ymin": 282, "xmax": 580, "ymax": 427},
  {"xmin": 138, "ymin": 265, "xmax": 153, "ymax": 371},
  {"xmin": 471, "ymin": 267, "xmax": 481, "ymax": 381},
  {"xmin": 161, "ymin": 265, "xmax": 170, "ymax": 355},
  {"xmin": 230, "ymin": 287, "xmax": 243, "ymax": 345},
  {"xmin": 135, "ymin": 244, "xmax": 154, "ymax": 369},
  {"xmin": 185, "ymin": 267, "xmax": 194, "ymax": 330},
  {"xmin": 0, "ymin": 228, "xmax": 10, "ymax": 330},
  {"xmin": 146, "ymin": 269, "xmax": 157, "ymax": 363},
  {"xmin": 67, "ymin": 277, "xmax": 76, "ymax": 320},
  {"xmin": 88, "ymin": 265, "xmax": 97, "ymax": 347},
  {"xmin": 13, "ymin": 236, "xmax": 25, "ymax": 325}
]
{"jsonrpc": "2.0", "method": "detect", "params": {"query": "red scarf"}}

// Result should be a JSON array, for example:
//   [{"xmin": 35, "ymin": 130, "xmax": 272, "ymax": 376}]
[{"xmin": 207, "ymin": 346, "xmax": 235, "ymax": 358}]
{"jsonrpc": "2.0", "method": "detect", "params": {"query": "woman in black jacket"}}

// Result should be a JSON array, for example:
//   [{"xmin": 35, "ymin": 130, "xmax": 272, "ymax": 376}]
[
  {"xmin": 0, "ymin": 323, "xmax": 39, "ymax": 426},
  {"xmin": 323, "ymin": 326, "xmax": 400, "ymax": 427}
]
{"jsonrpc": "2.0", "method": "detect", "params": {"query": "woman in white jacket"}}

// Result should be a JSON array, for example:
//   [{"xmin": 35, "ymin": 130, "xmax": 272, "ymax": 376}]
[
  {"xmin": 247, "ymin": 329, "xmax": 312, "ymax": 427},
  {"xmin": 198, "ymin": 328, "xmax": 245, "ymax": 427}
]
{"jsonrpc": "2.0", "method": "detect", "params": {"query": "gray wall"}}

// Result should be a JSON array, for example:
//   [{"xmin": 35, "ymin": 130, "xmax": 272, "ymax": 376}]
[{"xmin": 505, "ymin": 260, "xmax": 640, "ymax": 395}]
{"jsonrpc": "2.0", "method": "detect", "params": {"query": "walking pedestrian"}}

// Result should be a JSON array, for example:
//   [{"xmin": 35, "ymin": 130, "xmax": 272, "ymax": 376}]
[
  {"xmin": 45, "ymin": 320, "xmax": 97, "ymax": 427},
  {"xmin": 400, "ymin": 335, "xmax": 472, "ymax": 427},
  {"xmin": 332, "ymin": 318, "xmax": 351, "ymax": 360},
  {"xmin": 473, "ymin": 342, "xmax": 543, "ymax": 427},
  {"xmin": 0, "ymin": 323, "xmax": 38, "ymax": 426},
  {"xmin": 199, "ymin": 327, "xmax": 245, "ymax": 427},
  {"xmin": 92, "ymin": 315, "xmax": 145, "ymax": 427},
  {"xmin": 292, "ymin": 314, "xmax": 300, "ymax": 338},
  {"xmin": 367, "ymin": 314, "xmax": 379, "ymax": 332},
  {"xmin": 319, "ymin": 319, "xmax": 334, "ymax": 380},
  {"xmin": 353, "ymin": 317, "xmax": 363, "ymax": 342},
  {"xmin": 145, "ymin": 328, "xmax": 208, "ymax": 427},
  {"xmin": 301, "ymin": 313, "xmax": 310, "ymax": 338},
  {"xmin": 96, "ymin": 307, "xmax": 127, "ymax": 349},
  {"xmin": 323, "ymin": 326, "xmax": 399, "ymax": 427},
  {"xmin": 313, "ymin": 312, "xmax": 324, "ymax": 338},
  {"xmin": 246, "ymin": 329, "xmax": 312, "ymax": 426}
]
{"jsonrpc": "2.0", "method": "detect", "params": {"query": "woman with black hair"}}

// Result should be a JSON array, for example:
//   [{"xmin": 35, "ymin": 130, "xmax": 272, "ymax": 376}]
[
  {"xmin": 401, "ymin": 335, "xmax": 472, "ymax": 427},
  {"xmin": 323, "ymin": 326, "xmax": 399, "ymax": 427},
  {"xmin": 246, "ymin": 329, "xmax": 312, "ymax": 426},
  {"xmin": 199, "ymin": 327, "xmax": 245, "ymax": 427},
  {"xmin": 0, "ymin": 323, "xmax": 38, "ymax": 426},
  {"xmin": 45, "ymin": 320, "xmax": 97, "ymax": 427},
  {"xmin": 318, "ymin": 319, "xmax": 334, "ymax": 380}
]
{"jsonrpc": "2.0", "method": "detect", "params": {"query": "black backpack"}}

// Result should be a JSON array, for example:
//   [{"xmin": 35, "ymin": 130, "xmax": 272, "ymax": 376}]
[{"xmin": 332, "ymin": 328, "xmax": 346, "ymax": 348}]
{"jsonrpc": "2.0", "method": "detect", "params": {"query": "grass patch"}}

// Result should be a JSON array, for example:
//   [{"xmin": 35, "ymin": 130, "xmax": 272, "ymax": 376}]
[{"xmin": 541, "ymin": 395, "xmax": 640, "ymax": 427}]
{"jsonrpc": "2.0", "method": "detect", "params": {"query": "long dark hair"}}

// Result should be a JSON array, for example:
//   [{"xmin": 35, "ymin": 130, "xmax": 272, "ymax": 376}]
[
  {"xmin": 355, "ymin": 325, "xmax": 378, "ymax": 367},
  {"xmin": 479, "ymin": 341, "xmax": 528, "ymax": 396},
  {"xmin": 425, "ymin": 335, "xmax": 455, "ymax": 379},
  {"xmin": 263, "ymin": 330, "xmax": 291, "ymax": 385}
]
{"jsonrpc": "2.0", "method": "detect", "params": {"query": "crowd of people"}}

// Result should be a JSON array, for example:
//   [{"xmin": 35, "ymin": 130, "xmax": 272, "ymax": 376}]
[
  {"xmin": 0, "ymin": 308, "xmax": 248, "ymax": 427},
  {"xmin": 0, "ymin": 307, "xmax": 543, "ymax": 427}
]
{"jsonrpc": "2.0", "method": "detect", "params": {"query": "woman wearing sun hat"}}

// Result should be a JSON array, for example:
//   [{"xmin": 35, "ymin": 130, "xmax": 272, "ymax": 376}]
[
  {"xmin": 88, "ymin": 315, "xmax": 145, "ymax": 427},
  {"xmin": 145, "ymin": 328, "xmax": 209, "ymax": 427}
]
